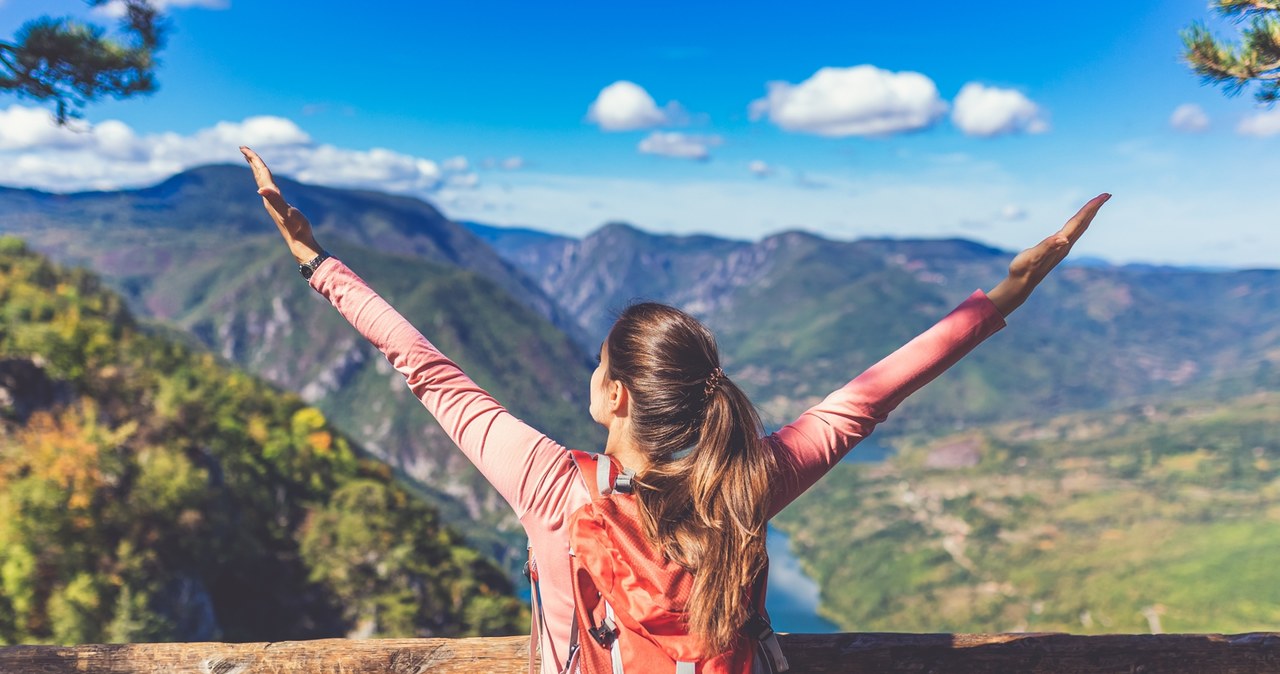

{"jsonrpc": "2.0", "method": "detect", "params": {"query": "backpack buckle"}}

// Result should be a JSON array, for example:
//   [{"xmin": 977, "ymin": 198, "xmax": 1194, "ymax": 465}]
[
  {"xmin": 588, "ymin": 616, "xmax": 618, "ymax": 648},
  {"xmin": 742, "ymin": 613, "xmax": 773, "ymax": 641},
  {"xmin": 614, "ymin": 469, "xmax": 635, "ymax": 494},
  {"xmin": 743, "ymin": 613, "xmax": 790, "ymax": 672}
]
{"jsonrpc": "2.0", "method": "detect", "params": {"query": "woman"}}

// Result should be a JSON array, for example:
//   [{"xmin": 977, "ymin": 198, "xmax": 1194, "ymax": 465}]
[{"xmin": 240, "ymin": 146, "xmax": 1108, "ymax": 672}]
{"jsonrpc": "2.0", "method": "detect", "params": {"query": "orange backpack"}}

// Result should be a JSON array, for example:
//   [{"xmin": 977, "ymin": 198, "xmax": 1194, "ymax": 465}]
[{"xmin": 527, "ymin": 450, "xmax": 790, "ymax": 674}]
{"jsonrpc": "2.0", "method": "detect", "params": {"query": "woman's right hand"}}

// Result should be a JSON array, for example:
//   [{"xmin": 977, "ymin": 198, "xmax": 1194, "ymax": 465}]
[{"xmin": 240, "ymin": 146, "xmax": 324, "ymax": 264}]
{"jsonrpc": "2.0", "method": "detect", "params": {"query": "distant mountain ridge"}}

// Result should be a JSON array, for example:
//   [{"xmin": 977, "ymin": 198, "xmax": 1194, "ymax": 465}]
[
  {"xmin": 0, "ymin": 165, "xmax": 585, "ymax": 344},
  {"xmin": 466, "ymin": 219, "xmax": 1280, "ymax": 434}
]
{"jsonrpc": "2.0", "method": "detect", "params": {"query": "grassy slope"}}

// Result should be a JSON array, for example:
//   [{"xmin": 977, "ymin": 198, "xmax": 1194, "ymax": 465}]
[{"xmin": 773, "ymin": 392, "xmax": 1280, "ymax": 633}]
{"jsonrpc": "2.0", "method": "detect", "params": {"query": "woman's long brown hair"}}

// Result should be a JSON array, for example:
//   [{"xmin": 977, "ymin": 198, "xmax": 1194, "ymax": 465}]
[{"xmin": 605, "ymin": 302, "xmax": 776, "ymax": 653}]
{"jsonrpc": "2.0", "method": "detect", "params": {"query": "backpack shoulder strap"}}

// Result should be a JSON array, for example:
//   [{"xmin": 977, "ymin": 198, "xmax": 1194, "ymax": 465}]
[
  {"xmin": 743, "ymin": 567, "xmax": 791, "ymax": 673},
  {"xmin": 528, "ymin": 448, "xmax": 601, "ymax": 674},
  {"xmin": 568, "ymin": 449, "xmax": 618, "ymax": 499}
]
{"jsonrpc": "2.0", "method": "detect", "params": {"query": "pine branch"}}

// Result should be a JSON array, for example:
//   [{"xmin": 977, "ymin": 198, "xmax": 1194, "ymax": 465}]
[
  {"xmin": 1242, "ymin": 16, "xmax": 1280, "ymax": 65},
  {"xmin": 1215, "ymin": 0, "xmax": 1280, "ymax": 19},
  {"xmin": 1182, "ymin": 13, "xmax": 1280, "ymax": 104},
  {"xmin": 0, "ymin": 0, "xmax": 165, "ymax": 124}
]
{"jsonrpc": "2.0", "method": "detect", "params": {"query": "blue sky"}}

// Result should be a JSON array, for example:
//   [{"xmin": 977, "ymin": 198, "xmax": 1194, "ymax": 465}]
[{"xmin": 0, "ymin": 0, "xmax": 1276, "ymax": 267}]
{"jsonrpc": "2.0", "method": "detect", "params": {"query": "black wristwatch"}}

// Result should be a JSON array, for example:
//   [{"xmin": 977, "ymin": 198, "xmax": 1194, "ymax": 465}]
[{"xmin": 299, "ymin": 250, "xmax": 331, "ymax": 280}]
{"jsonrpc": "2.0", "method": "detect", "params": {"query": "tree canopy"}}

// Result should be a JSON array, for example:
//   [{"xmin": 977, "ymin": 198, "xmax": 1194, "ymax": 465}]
[
  {"xmin": 0, "ymin": 237, "xmax": 527, "ymax": 643},
  {"xmin": 1183, "ymin": 0, "xmax": 1280, "ymax": 104},
  {"xmin": 0, "ymin": 0, "xmax": 163, "ymax": 124}
]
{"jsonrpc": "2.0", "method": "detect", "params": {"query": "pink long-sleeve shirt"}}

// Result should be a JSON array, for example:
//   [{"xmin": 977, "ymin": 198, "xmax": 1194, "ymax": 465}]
[{"xmin": 309, "ymin": 257, "xmax": 1006, "ymax": 672}]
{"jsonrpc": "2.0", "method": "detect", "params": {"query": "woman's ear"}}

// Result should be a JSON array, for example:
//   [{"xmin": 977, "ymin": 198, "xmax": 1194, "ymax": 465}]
[{"xmin": 609, "ymin": 379, "xmax": 631, "ymax": 417}]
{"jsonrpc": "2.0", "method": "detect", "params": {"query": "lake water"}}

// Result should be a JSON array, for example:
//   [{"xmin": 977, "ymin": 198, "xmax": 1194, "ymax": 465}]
[
  {"xmin": 841, "ymin": 435, "xmax": 891, "ymax": 463},
  {"xmin": 764, "ymin": 525, "xmax": 839, "ymax": 633},
  {"xmin": 764, "ymin": 435, "xmax": 890, "ymax": 632}
]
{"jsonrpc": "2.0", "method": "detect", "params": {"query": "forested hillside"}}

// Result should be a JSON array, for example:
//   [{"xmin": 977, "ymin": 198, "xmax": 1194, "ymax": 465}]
[
  {"xmin": 0, "ymin": 168, "xmax": 605, "ymax": 576},
  {"xmin": 0, "ymin": 238, "xmax": 524, "ymax": 644},
  {"xmin": 773, "ymin": 392, "xmax": 1280, "ymax": 633}
]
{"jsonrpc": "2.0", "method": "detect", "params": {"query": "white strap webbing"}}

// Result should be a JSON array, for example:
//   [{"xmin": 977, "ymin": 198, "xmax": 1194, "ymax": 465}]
[
  {"xmin": 675, "ymin": 662, "xmax": 696, "ymax": 674},
  {"xmin": 596, "ymin": 454, "xmax": 612, "ymax": 495},
  {"xmin": 605, "ymin": 601, "xmax": 624, "ymax": 673},
  {"xmin": 761, "ymin": 632, "xmax": 789, "ymax": 672}
]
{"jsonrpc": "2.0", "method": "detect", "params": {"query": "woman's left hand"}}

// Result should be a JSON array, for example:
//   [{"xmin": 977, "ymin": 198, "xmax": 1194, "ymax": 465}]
[
  {"xmin": 240, "ymin": 146, "xmax": 324, "ymax": 264},
  {"xmin": 986, "ymin": 193, "xmax": 1111, "ymax": 317}
]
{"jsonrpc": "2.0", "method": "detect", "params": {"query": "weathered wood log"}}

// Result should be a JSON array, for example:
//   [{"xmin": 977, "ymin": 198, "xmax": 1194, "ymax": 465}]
[{"xmin": 3, "ymin": 632, "xmax": 1279, "ymax": 673}]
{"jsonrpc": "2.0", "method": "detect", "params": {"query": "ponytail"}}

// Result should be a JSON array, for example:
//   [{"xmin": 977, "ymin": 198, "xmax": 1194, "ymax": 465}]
[{"xmin": 605, "ymin": 302, "xmax": 776, "ymax": 652}]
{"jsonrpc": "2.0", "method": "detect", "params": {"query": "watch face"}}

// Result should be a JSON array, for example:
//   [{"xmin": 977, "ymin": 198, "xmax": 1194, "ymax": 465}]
[{"xmin": 300, "ymin": 263, "xmax": 315, "ymax": 280}]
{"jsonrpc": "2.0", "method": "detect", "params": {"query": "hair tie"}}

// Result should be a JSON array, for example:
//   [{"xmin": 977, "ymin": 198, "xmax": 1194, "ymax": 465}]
[{"xmin": 703, "ymin": 366, "xmax": 725, "ymax": 400}]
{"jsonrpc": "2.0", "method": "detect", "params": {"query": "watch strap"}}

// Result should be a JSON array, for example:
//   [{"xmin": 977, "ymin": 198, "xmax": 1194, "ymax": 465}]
[{"xmin": 299, "ymin": 250, "xmax": 331, "ymax": 280}]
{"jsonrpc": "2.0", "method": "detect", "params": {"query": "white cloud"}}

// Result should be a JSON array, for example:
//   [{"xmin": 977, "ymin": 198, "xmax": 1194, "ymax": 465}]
[
  {"xmin": 446, "ymin": 172, "xmax": 480, "ymax": 189},
  {"xmin": 97, "ymin": 0, "xmax": 228, "ymax": 17},
  {"xmin": 1000, "ymin": 204, "xmax": 1026, "ymax": 221},
  {"xmin": 1170, "ymin": 104, "xmax": 1210, "ymax": 133},
  {"xmin": 0, "ymin": 105, "xmax": 91, "ymax": 151},
  {"xmin": 480, "ymin": 156, "xmax": 525, "ymax": 170},
  {"xmin": 748, "ymin": 160, "xmax": 772, "ymax": 177},
  {"xmin": 0, "ymin": 105, "xmax": 450, "ymax": 194},
  {"xmin": 587, "ymin": 81, "xmax": 685, "ymax": 131},
  {"xmin": 951, "ymin": 83, "xmax": 1048, "ymax": 137},
  {"xmin": 749, "ymin": 65, "xmax": 948, "ymax": 137},
  {"xmin": 285, "ymin": 146, "xmax": 442, "ymax": 194},
  {"xmin": 637, "ymin": 132, "xmax": 722, "ymax": 160},
  {"xmin": 1237, "ymin": 109, "xmax": 1280, "ymax": 137},
  {"xmin": 441, "ymin": 156, "xmax": 469, "ymax": 172},
  {"xmin": 201, "ymin": 116, "xmax": 312, "ymax": 147}
]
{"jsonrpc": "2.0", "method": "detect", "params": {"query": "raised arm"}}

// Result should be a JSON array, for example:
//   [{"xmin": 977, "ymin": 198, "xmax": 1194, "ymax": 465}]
[
  {"xmin": 766, "ymin": 193, "xmax": 1111, "ymax": 517},
  {"xmin": 240, "ymin": 147, "xmax": 568, "ymax": 519}
]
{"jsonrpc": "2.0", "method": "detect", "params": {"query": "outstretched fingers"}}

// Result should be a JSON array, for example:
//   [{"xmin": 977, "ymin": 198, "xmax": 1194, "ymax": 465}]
[
  {"xmin": 1059, "ymin": 193, "xmax": 1111, "ymax": 245},
  {"xmin": 241, "ymin": 146, "xmax": 305, "ymax": 235},
  {"xmin": 258, "ymin": 186, "xmax": 291, "ymax": 221},
  {"xmin": 241, "ymin": 148, "xmax": 282, "ymax": 212},
  {"xmin": 1008, "ymin": 193, "xmax": 1111, "ymax": 283},
  {"xmin": 240, "ymin": 146, "xmax": 276, "ymax": 189},
  {"xmin": 988, "ymin": 193, "xmax": 1111, "ymax": 317}
]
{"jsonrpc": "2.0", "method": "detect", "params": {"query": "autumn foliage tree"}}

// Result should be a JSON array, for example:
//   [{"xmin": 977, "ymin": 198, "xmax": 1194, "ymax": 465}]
[
  {"xmin": 0, "ymin": 237, "xmax": 527, "ymax": 644},
  {"xmin": 0, "ymin": 0, "xmax": 163, "ymax": 124},
  {"xmin": 1183, "ymin": 0, "xmax": 1280, "ymax": 103}
]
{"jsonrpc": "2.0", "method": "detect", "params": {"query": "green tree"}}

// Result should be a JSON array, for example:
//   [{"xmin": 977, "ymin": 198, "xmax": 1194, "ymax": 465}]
[
  {"xmin": 1183, "ymin": 1, "xmax": 1280, "ymax": 103},
  {"xmin": 0, "ymin": 0, "xmax": 164, "ymax": 124},
  {"xmin": 0, "ymin": 239, "xmax": 528, "ymax": 643}
]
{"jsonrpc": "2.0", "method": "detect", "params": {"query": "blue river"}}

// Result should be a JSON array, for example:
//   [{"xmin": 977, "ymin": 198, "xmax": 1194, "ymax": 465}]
[
  {"xmin": 763, "ymin": 526, "xmax": 839, "ymax": 633},
  {"xmin": 763, "ymin": 435, "xmax": 887, "ymax": 633}
]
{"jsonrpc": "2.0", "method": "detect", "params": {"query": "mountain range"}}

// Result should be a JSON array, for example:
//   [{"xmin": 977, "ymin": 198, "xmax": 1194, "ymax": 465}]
[
  {"xmin": 468, "ymin": 218, "xmax": 1280, "ymax": 433},
  {"xmin": 0, "ymin": 166, "xmax": 604, "ymax": 572},
  {"xmin": 3, "ymin": 165, "xmax": 1277, "ymax": 592}
]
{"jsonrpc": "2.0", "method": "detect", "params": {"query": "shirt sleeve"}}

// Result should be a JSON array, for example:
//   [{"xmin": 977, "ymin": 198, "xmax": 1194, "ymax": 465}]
[
  {"xmin": 308, "ymin": 256, "xmax": 570, "ymax": 520},
  {"xmin": 766, "ymin": 290, "xmax": 1006, "ymax": 518}
]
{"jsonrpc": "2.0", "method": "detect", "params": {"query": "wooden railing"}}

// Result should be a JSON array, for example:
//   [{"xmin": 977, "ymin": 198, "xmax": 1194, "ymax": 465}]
[{"xmin": 4, "ymin": 632, "xmax": 1280, "ymax": 673}]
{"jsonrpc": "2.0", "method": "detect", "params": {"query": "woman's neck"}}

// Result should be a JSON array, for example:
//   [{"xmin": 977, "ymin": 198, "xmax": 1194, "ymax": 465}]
[{"xmin": 604, "ymin": 422, "xmax": 650, "ymax": 474}]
